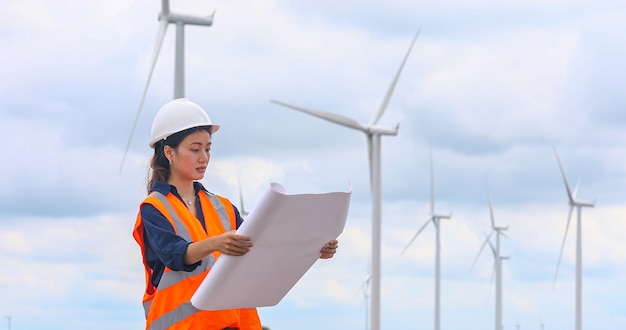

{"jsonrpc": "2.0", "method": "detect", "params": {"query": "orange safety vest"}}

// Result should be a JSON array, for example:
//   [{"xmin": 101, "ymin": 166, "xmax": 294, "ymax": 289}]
[{"xmin": 133, "ymin": 190, "xmax": 262, "ymax": 330}]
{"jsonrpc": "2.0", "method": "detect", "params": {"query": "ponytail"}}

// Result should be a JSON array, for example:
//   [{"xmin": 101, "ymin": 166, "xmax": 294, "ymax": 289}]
[{"xmin": 146, "ymin": 141, "xmax": 170, "ymax": 193}]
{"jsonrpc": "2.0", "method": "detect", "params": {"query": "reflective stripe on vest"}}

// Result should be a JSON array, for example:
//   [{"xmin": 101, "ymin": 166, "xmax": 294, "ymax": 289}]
[
  {"xmin": 149, "ymin": 302, "xmax": 198, "ymax": 330},
  {"xmin": 205, "ymin": 191, "xmax": 232, "ymax": 233}
]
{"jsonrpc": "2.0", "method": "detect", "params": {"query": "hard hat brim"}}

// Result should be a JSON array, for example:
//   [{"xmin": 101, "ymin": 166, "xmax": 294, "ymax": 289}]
[{"xmin": 149, "ymin": 124, "xmax": 220, "ymax": 148}]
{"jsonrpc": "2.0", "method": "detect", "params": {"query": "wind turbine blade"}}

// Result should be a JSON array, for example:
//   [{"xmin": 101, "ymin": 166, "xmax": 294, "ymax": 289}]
[
  {"xmin": 119, "ymin": 19, "xmax": 169, "ymax": 173},
  {"xmin": 271, "ymin": 100, "xmax": 366, "ymax": 132},
  {"xmin": 486, "ymin": 260, "xmax": 496, "ymax": 306},
  {"xmin": 469, "ymin": 231, "xmax": 493, "ymax": 272},
  {"xmin": 367, "ymin": 135, "xmax": 374, "ymax": 194},
  {"xmin": 487, "ymin": 239, "xmax": 496, "ymax": 256},
  {"xmin": 370, "ymin": 29, "xmax": 420, "ymax": 126},
  {"xmin": 487, "ymin": 183, "xmax": 496, "ymax": 229},
  {"xmin": 429, "ymin": 143, "xmax": 435, "ymax": 215},
  {"xmin": 400, "ymin": 217, "xmax": 432, "ymax": 256},
  {"xmin": 553, "ymin": 147, "xmax": 574, "ymax": 204},
  {"xmin": 552, "ymin": 204, "xmax": 574, "ymax": 289}
]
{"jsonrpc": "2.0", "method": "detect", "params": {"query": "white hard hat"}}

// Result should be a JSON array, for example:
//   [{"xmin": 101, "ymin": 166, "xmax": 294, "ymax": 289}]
[{"xmin": 149, "ymin": 98, "xmax": 220, "ymax": 148}]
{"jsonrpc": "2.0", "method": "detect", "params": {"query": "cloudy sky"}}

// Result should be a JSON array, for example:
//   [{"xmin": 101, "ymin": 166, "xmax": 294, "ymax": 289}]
[{"xmin": 1, "ymin": 0, "xmax": 625, "ymax": 329}]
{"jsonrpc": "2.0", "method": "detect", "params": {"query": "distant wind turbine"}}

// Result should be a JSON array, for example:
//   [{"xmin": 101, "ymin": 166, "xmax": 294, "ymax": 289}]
[
  {"xmin": 552, "ymin": 147, "xmax": 596, "ymax": 330},
  {"xmin": 271, "ymin": 30, "xmax": 421, "ymax": 330},
  {"xmin": 236, "ymin": 169, "xmax": 249, "ymax": 217},
  {"xmin": 3, "ymin": 315, "xmax": 10, "ymax": 330},
  {"xmin": 470, "ymin": 181, "xmax": 509, "ymax": 330},
  {"xmin": 400, "ymin": 145, "xmax": 451, "ymax": 330},
  {"xmin": 360, "ymin": 258, "xmax": 372, "ymax": 330},
  {"xmin": 120, "ymin": 0, "xmax": 215, "ymax": 171}
]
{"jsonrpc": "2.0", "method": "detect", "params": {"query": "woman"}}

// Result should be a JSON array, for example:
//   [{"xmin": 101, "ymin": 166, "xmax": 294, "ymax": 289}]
[{"xmin": 133, "ymin": 98, "xmax": 339, "ymax": 330}]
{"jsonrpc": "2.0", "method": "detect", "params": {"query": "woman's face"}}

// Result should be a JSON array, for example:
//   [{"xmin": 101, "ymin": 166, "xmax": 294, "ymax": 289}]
[{"xmin": 168, "ymin": 130, "xmax": 212, "ymax": 181}]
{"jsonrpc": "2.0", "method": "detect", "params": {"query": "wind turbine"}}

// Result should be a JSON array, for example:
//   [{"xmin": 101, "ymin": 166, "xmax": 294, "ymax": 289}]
[
  {"xmin": 552, "ymin": 147, "xmax": 595, "ymax": 330},
  {"xmin": 470, "ymin": 182, "xmax": 509, "ymax": 330},
  {"xmin": 120, "ymin": 0, "xmax": 215, "ymax": 171},
  {"xmin": 400, "ymin": 145, "xmax": 451, "ymax": 330},
  {"xmin": 271, "ymin": 30, "xmax": 421, "ymax": 330}
]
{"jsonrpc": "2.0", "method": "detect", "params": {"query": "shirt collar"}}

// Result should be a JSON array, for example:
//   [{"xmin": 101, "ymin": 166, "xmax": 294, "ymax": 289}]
[{"xmin": 151, "ymin": 181, "xmax": 208, "ymax": 196}]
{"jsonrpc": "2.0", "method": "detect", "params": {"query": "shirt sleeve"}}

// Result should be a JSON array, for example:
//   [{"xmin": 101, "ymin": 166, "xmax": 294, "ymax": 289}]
[
  {"xmin": 140, "ymin": 203, "xmax": 201, "ymax": 272},
  {"xmin": 232, "ymin": 204, "xmax": 244, "ymax": 229}
]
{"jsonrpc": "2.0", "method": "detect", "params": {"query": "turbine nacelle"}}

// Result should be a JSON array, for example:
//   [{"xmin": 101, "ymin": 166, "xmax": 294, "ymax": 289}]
[
  {"xmin": 365, "ymin": 123, "xmax": 399, "ymax": 136},
  {"xmin": 158, "ymin": 0, "xmax": 214, "ymax": 26},
  {"xmin": 431, "ymin": 213, "xmax": 452, "ymax": 221},
  {"xmin": 571, "ymin": 198, "xmax": 596, "ymax": 208},
  {"xmin": 493, "ymin": 225, "xmax": 509, "ymax": 232},
  {"xmin": 160, "ymin": 11, "xmax": 215, "ymax": 26}
]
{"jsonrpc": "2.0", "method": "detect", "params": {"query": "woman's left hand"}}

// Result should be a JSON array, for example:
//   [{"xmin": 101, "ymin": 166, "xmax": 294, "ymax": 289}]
[{"xmin": 319, "ymin": 239, "xmax": 338, "ymax": 259}]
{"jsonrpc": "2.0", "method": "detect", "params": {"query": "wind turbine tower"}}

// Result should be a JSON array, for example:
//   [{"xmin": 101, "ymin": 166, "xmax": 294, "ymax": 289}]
[
  {"xmin": 121, "ymin": 0, "xmax": 215, "ymax": 170},
  {"xmin": 470, "ymin": 182, "xmax": 509, "ymax": 330},
  {"xmin": 271, "ymin": 30, "xmax": 421, "ymax": 330},
  {"xmin": 552, "ymin": 148, "xmax": 596, "ymax": 330},
  {"xmin": 400, "ymin": 146, "xmax": 451, "ymax": 330}
]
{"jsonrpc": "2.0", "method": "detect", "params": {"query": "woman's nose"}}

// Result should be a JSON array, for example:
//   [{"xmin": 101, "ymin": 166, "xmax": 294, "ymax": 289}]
[{"xmin": 200, "ymin": 150, "xmax": 209, "ymax": 163}]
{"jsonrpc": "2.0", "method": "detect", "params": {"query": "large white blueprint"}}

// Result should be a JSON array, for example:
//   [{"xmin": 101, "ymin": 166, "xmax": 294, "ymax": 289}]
[{"xmin": 190, "ymin": 182, "xmax": 352, "ymax": 311}]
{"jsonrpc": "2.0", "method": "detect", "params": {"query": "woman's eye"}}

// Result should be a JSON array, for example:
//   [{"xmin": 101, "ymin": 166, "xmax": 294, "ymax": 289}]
[{"xmin": 191, "ymin": 149, "xmax": 200, "ymax": 153}]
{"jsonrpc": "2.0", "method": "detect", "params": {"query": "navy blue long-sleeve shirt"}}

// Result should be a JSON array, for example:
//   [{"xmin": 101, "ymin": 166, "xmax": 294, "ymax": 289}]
[{"xmin": 140, "ymin": 181, "xmax": 244, "ymax": 287}]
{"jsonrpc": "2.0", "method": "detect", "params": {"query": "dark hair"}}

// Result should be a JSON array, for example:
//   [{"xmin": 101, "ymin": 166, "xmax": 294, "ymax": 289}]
[{"xmin": 146, "ymin": 125, "xmax": 213, "ymax": 193}]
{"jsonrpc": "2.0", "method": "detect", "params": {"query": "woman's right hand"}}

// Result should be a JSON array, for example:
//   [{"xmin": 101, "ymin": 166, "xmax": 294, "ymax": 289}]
[
  {"xmin": 213, "ymin": 230, "xmax": 253, "ymax": 256},
  {"xmin": 185, "ymin": 230, "xmax": 253, "ymax": 265}
]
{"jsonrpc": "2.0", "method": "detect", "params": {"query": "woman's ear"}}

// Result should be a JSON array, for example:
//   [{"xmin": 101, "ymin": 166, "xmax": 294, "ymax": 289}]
[{"xmin": 163, "ymin": 145, "xmax": 174, "ymax": 164}]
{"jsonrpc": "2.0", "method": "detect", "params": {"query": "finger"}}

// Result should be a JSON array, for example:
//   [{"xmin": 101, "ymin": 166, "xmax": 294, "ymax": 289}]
[
  {"xmin": 232, "ymin": 239, "xmax": 253, "ymax": 248},
  {"xmin": 225, "ymin": 246, "xmax": 249, "ymax": 256},
  {"xmin": 231, "ymin": 234, "xmax": 252, "ymax": 242}
]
